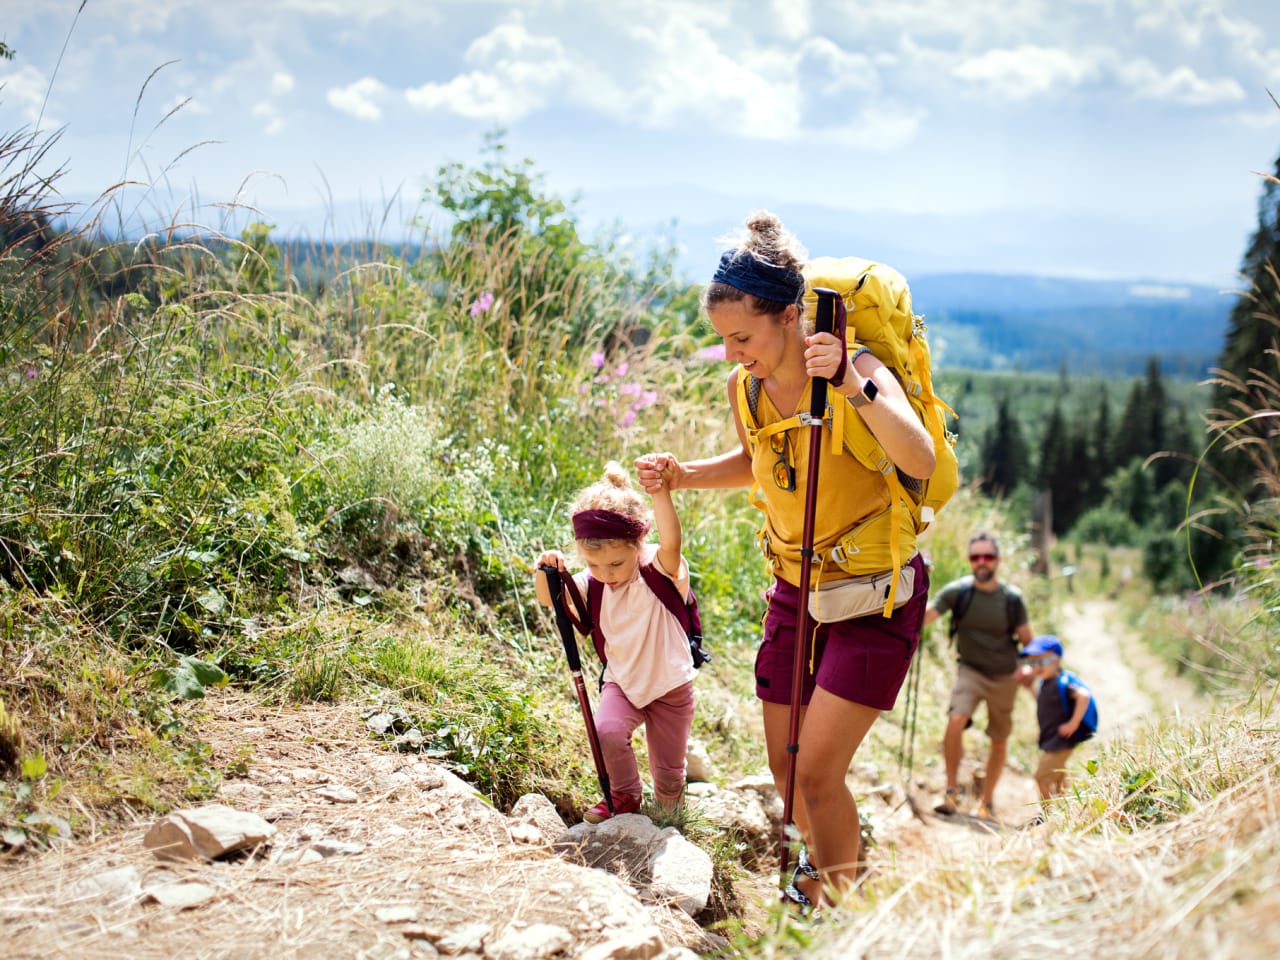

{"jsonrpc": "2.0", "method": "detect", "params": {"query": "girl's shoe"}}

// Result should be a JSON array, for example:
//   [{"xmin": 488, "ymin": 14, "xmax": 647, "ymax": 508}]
[{"xmin": 582, "ymin": 793, "xmax": 641, "ymax": 823}]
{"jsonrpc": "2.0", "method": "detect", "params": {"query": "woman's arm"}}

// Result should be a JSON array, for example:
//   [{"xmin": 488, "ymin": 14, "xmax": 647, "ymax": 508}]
[
  {"xmin": 806, "ymin": 335, "xmax": 936, "ymax": 480},
  {"xmin": 636, "ymin": 368, "xmax": 755, "ymax": 493}
]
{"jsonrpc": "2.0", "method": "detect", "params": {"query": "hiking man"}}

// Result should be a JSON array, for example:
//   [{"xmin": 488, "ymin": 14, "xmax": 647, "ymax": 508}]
[{"xmin": 922, "ymin": 531, "xmax": 1034, "ymax": 820}]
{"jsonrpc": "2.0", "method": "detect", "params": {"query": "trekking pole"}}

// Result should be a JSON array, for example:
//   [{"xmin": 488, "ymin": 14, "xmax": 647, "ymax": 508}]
[
  {"xmin": 539, "ymin": 563, "xmax": 613, "ymax": 815},
  {"xmin": 899, "ymin": 633, "xmax": 927, "ymax": 821},
  {"xmin": 779, "ymin": 287, "xmax": 840, "ymax": 894}
]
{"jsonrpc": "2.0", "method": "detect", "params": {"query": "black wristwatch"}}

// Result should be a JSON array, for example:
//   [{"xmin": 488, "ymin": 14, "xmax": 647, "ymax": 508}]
[{"xmin": 849, "ymin": 377, "xmax": 878, "ymax": 408}]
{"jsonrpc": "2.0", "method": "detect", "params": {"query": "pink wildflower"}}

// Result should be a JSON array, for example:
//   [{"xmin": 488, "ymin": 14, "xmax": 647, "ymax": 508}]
[
  {"xmin": 695, "ymin": 344, "xmax": 726, "ymax": 362},
  {"xmin": 591, "ymin": 351, "xmax": 606, "ymax": 370},
  {"xmin": 468, "ymin": 291, "xmax": 495, "ymax": 317}
]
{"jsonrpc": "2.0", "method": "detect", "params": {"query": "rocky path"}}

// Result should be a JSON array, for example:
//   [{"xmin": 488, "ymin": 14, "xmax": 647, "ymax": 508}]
[{"xmin": 0, "ymin": 597, "xmax": 1210, "ymax": 959}]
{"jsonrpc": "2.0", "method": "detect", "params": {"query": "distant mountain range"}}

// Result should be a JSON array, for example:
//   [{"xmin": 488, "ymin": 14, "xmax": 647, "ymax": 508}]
[
  {"xmin": 271, "ymin": 237, "xmax": 1238, "ymax": 380},
  {"xmin": 909, "ymin": 272, "xmax": 1238, "ymax": 377}
]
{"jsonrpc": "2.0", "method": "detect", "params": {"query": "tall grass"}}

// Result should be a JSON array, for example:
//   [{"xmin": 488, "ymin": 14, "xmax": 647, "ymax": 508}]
[{"xmin": 0, "ymin": 119, "xmax": 771, "ymax": 840}]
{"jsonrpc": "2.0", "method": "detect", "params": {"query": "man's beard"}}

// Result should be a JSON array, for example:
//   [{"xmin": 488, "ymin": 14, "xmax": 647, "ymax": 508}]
[{"xmin": 972, "ymin": 567, "xmax": 995, "ymax": 584}]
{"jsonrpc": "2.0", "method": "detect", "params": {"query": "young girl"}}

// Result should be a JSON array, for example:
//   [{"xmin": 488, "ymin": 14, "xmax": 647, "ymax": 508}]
[{"xmin": 535, "ymin": 457, "xmax": 695, "ymax": 823}]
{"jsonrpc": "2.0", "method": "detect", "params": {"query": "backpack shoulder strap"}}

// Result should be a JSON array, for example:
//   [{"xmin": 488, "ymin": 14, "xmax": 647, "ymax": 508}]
[
  {"xmin": 559, "ymin": 572, "xmax": 591, "ymax": 632},
  {"xmin": 584, "ymin": 576, "xmax": 608, "ymax": 665},
  {"xmin": 949, "ymin": 581, "xmax": 975, "ymax": 639},
  {"xmin": 638, "ymin": 562, "xmax": 691, "ymax": 634}
]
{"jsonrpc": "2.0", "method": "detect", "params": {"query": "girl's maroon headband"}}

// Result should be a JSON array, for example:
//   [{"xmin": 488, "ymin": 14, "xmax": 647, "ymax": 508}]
[{"xmin": 572, "ymin": 509, "xmax": 649, "ymax": 541}]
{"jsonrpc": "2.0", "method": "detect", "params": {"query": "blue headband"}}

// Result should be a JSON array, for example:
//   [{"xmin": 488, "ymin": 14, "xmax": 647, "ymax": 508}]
[{"xmin": 711, "ymin": 250, "xmax": 805, "ymax": 305}]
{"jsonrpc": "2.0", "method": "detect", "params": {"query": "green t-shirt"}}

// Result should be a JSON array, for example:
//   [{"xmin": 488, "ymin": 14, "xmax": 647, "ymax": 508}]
[{"xmin": 931, "ymin": 576, "xmax": 1028, "ymax": 675}]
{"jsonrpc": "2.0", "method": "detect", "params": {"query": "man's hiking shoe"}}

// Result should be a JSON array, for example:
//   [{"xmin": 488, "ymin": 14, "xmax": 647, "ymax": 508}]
[
  {"xmin": 934, "ymin": 787, "xmax": 961, "ymax": 816},
  {"xmin": 582, "ymin": 793, "xmax": 640, "ymax": 824},
  {"xmin": 975, "ymin": 800, "xmax": 996, "ymax": 821}
]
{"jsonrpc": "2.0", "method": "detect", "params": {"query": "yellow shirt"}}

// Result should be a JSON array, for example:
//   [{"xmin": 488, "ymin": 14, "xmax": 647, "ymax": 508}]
[{"xmin": 750, "ymin": 378, "xmax": 897, "ymax": 587}]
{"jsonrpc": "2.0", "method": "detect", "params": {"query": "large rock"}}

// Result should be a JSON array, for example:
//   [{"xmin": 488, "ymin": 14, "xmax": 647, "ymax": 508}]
[
  {"xmin": 555, "ymin": 814, "xmax": 713, "ymax": 917},
  {"xmin": 507, "ymin": 793, "xmax": 568, "ymax": 846},
  {"xmin": 144, "ymin": 804, "xmax": 276, "ymax": 862}
]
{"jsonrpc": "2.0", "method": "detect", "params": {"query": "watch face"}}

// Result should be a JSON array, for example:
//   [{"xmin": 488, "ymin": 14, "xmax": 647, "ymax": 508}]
[{"xmin": 864, "ymin": 379, "xmax": 878, "ymax": 402}]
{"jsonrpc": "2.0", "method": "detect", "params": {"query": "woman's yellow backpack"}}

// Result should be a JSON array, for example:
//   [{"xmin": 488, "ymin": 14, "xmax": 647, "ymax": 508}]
[{"xmin": 737, "ymin": 256, "xmax": 960, "ymax": 615}]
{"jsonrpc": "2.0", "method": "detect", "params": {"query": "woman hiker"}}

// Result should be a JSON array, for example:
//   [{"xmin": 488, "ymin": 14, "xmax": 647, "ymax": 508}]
[{"xmin": 636, "ymin": 210, "xmax": 934, "ymax": 908}]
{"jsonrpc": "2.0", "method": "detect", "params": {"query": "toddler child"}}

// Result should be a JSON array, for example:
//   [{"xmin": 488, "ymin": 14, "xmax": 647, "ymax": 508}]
[
  {"xmin": 1019, "ymin": 634, "xmax": 1096, "ymax": 801},
  {"xmin": 535, "ymin": 457, "xmax": 695, "ymax": 822}
]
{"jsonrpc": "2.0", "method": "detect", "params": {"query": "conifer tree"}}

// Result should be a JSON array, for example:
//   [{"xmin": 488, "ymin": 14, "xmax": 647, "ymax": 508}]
[
  {"xmin": 1088, "ymin": 384, "xmax": 1114, "ymax": 504},
  {"xmin": 1211, "ymin": 150, "xmax": 1280, "ymax": 497},
  {"xmin": 980, "ymin": 396, "xmax": 1029, "ymax": 497}
]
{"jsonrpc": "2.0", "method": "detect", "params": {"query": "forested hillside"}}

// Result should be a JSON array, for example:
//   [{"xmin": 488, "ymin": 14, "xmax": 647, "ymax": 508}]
[{"xmin": 913, "ymin": 272, "xmax": 1233, "ymax": 376}]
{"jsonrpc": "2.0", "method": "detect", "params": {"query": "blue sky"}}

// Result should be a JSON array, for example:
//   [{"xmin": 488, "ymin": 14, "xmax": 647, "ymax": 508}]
[{"xmin": 3, "ymin": 0, "xmax": 1280, "ymax": 286}]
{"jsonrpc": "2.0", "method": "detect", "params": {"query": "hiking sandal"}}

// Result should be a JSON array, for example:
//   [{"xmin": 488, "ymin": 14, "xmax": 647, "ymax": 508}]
[{"xmin": 796, "ymin": 847, "xmax": 820, "ymax": 882}]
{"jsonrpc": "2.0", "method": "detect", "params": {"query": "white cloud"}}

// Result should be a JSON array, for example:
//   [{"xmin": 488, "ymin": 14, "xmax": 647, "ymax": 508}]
[
  {"xmin": 271, "ymin": 72, "xmax": 295, "ymax": 96},
  {"xmin": 952, "ymin": 45, "xmax": 1099, "ymax": 99},
  {"xmin": 327, "ymin": 76, "xmax": 390, "ymax": 121},
  {"xmin": 801, "ymin": 36, "xmax": 880, "ymax": 96},
  {"xmin": 404, "ymin": 15, "xmax": 575, "ymax": 122},
  {"xmin": 771, "ymin": 0, "xmax": 811, "ymax": 41},
  {"xmin": 609, "ymin": 8, "xmax": 802, "ymax": 138},
  {"xmin": 0, "ymin": 64, "xmax": 55, "ymax": 127},
  {"xmin": 1116, "ymin": 59, "xmax": 1244, "ymax": 105}
]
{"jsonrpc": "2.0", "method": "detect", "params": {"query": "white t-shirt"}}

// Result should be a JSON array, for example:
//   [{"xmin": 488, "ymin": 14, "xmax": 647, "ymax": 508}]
[{"xmin": 573, "ymin": 543, "xmax": 696, "ymax": 708}]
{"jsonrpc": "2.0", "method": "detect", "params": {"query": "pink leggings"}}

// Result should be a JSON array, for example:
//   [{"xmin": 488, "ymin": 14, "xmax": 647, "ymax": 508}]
[{"xmin": 595, "ymin": 680, "xmax": 694, "ymax": 806}]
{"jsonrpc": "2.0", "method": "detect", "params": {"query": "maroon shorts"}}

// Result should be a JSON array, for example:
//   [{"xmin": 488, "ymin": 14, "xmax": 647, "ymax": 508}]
[{"xmin": 754, "ymin": 552, "xmax": 928, "ymax": 711}]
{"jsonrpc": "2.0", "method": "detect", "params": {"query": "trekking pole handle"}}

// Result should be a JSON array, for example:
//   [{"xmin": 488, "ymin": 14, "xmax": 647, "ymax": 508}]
[
  {"xmin": 539, "ymin": 563, "xmax": 584, "ymax": 673},
  {"xmin": 811, "ymin": 287, "xmax": 838, "ymax": 419}
]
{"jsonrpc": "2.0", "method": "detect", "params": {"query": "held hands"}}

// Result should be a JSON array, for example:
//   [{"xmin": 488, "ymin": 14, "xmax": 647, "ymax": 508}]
[{"xmin": 634, "ymin": 452, "xmax": 679, "ymax": 494}]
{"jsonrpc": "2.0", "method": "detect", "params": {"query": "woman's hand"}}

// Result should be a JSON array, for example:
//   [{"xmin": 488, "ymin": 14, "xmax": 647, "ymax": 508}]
[
  {"xmin": 804, "ymin": 331, "xmax": 849, "ymax": 387},
  {"xmin": 634, "ymin": 452, "xmax": 680, "ymax": 493}
]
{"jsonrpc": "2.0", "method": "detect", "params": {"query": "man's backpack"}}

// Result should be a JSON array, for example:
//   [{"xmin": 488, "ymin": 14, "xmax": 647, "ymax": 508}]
[
  {"xmin": 736, "ymin": 257, "xmax": 959, "ymax": 617},
  {"xmin": 948, "ymin": 581, "xmax": 1021, "ymax": 642},
  {"xmin": 560, "ymin": 562, "xmax": 710, "ymax": 675},
  {"xmin": 1058, "ymin": 670, "xmax": 1098, "ymax": 744}
]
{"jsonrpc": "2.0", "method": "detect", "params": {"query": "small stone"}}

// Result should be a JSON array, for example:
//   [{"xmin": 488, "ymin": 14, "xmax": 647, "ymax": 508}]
[
  {"xmin": 313, "ymin": 784, "xmax": 359, "ymax": 803},
  {"xmin": 143, "ymin": 881, "xmax": 218, "ymax": 909},
  {"xmin": 376, "ymin": 905, "xmax": 419, "ymax": 924}
]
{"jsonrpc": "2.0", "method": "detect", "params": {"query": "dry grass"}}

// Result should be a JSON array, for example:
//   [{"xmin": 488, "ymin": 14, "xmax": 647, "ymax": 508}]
[{"xmin": 794, "ymin": 700, "xmax": 1280, "ymax": 960}]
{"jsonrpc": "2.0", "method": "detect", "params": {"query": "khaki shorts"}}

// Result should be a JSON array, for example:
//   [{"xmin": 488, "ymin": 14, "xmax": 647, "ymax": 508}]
[
  {"xmin": 947, "ymin": 663, "xmax": 1020, "ymax": 741},
  {"xmin": 1036, "ymin": 748, "xmax": 1074, "ymax": 785}
]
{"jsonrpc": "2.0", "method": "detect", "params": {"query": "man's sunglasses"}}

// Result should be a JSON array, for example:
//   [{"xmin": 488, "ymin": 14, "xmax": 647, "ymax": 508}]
[{"xmin": 969, "ymin": 552, "xmax": 998, "ymax": 563}]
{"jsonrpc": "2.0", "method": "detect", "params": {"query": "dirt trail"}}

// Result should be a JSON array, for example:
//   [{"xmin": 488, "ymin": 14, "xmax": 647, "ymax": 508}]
[
  {"xmin": 897, "ymin": 594, "xmax": 1209, "ymax": 842},
  {"xmin": 1057, "ymin": 598, "xmax": 1204, "ymax": 739}
]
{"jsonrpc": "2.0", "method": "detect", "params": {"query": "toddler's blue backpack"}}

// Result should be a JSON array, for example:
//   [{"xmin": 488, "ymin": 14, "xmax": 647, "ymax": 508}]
[{"xmin": 1058, "ymin": 670, "xmax": 1098, "ymax": 743}]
